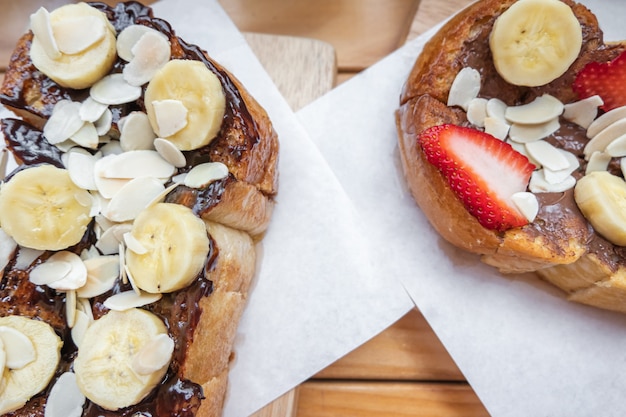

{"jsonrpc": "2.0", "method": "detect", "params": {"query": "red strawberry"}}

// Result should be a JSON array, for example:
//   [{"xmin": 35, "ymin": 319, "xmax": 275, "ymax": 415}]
[
  {"xmin": 419, "ymin": 124, "xmax": 535, "ymax": 232},
  {"xmin": 573, "ymin": 49, "xmax": 626, "ymax": 112}
]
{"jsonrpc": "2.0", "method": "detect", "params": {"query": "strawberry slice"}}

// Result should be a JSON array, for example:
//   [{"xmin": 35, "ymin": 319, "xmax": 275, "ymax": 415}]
[
  {"xmin": 419, "ymin": 124, "xmax": 535, "ymax": 232},
  {"xmin": 573, "ymin": 49, "xmax": 626, "ymax": 112}
]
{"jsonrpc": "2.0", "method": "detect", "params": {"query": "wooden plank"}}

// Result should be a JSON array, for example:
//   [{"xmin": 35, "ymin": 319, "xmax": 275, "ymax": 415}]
[
  {"xmin": 219, "ymin": 0, "xmax": 420, "ymax": 72},
  {"xmin": 251, "ymin": 389, "xmax": 299, "ymax": 417},
  {"xmin": 315, "ymin": 309, "xmax": 464, "ymax": 381},
  {"xmin": 407, "ymin": 0, "xmax": 475, "ymax": 39},
  {"xmin": 297, "ymin": 381, "xmax": 490, "ymax": 417}
]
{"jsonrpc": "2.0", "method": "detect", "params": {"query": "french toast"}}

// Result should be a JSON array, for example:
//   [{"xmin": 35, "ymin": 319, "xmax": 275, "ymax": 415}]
[
  {"xmin": 396, "ymin": 0, "xmax": 626, "ymax": 313},
  {"xmin": 0, "ymin": 1, "xmax": 278, "ymax": 416}
]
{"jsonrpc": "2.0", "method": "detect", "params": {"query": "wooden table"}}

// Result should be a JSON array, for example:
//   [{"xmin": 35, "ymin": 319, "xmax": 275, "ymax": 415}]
[{"xmin": 0, "ymin": 0, "xmax": 490, "ymax": 415}]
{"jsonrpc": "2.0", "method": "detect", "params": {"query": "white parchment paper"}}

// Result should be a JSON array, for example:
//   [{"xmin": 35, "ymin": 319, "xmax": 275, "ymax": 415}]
[{"xmin": 298, "ymin": 1, "xmax": 626, "ymax": 416}]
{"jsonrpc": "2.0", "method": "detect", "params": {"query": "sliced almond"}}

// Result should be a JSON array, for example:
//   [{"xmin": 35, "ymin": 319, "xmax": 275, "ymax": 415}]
[
  {"xmin": 14, "ymin": 247, "xmax": 44, "ymax": 271},
  {"xmin": 95, "ymin": 223, "xmax": 132, "ymax": 255},
  {"xmin": 0, "ymin": 326, "xmax": 36, "ymax": 369},
  {"xmin": 447, "ymin": 67, "xmax": 481, "ymax": 111},
  {"xmin": 117, "ymin": 25, "xmax": 168, "ymax": 62},
  {"xmin": 94, "ymin": 108, "xmax": 113, "ymax": 136},
  {"xmin": 484, "ymin": 116, "xmax": 510, "ymax": 141},
  {"xmin": 94, "ymin": 155, "xmax": 131, "ymax": 198},
  {"xmin": 585, "ymin": 151, "xmax": 612, "ymax": 174},
  {"xmin": 184, "ymin": 162, "xmax": 229, "ymax": 188},
  {"xmin": 0, "ymin": 228, "xmax": 17, "ymax": 272},
  {"xmin": 67, "ymin": 148, "xmax": 99, "ymax": 191},
  {"xmin": 467, "ymin": 98, "xmax": 488, "ymax": 127},
  {"xmin": 90, "ymin": 73, "xmax": 142, "ymax": 105},
  {"xmin": 79, "ymin": 96, "xmax": 108, "ymax": 123},
  {"xmin": 104, "ymin": 177, "xmax": 165, "ymax": 222},
  {"xmin": 119, "ymin": 112, "xmax": 156, "ymax": 151},
  {"xmin": 583, "ymin": 118, "xmax": 626, "ymax": 159},
  {"xmin": 587, "ymin": 105, "xmax": 626, "ymax": 138},
  {"xmin": 70, "ymin": 121, "xmax": 99, "ymax": 149},
  {"xmin": 152, "ymin": 99, "xmax": 188, "ymax": 138},
  {"xmin": 124, "ymin": 232, "xmax": 148, "ymax": 255},
  {"xmin": 43, "ymin": 100, "xmax": 84, "ymax": 144},
  {"xmin": 71, "ymin": 310, "xmax": 91, "ymax": 349},
  {"xmin": 486, "ymin": 98, "xmax": 508, "ymax": 121},
  {"xmin": 77, "ymin": 255, "xmax": 120, "ymax": 298},
  {"xmin": 505, "ymin": 94, "xmax": 564, "ymax": 125},
  {"xmin": 511, "ymin": 192, "xmax": 539, "ymax": 222},
  {"xmin": 103, "ymin": 290, "xmax": 162, "ymax": 311},
  {"xmin": 508, "ymin": 117, "xmax": 560, "ymax": 143},
  {"xmin": 123, "ymin": 31, "xmax": 171, "ymax": 87},
  {"xmin": 525, "ymin": 140, "xmax": 570, "ymax": 171},
  {"xmin": 34, "ymin": 251, "xmax": 88, "ymax": 291},
  {"xmin": 97, "ymin": 150, "xmax": 175, "ymax": 180},
  {"xmin": 543, "ymin": 150, "xmax": 579, "ymax": 185},
  {"xmin": 30, "ymin": 258, "xmax": 72, "ymax": 286},
  {"xmin": 131, "ymin": 333, "xmax": 174, "ymax": 375},
  {"xmin": 29, "ymin": 7, "xmax": 61, "ymax": 59},
  {"xmin": 529, "ymin": 169, "xmax": 576, "ymax": 193},
  {"xmin": 154, "ymin": 138, "xmax": 186, "ymax": 168},
  {"xmin": 99, "ymin": 140, "xmax": 124, "ymax": 156},
  {"xmin": 52, "ymin": 15, "xmax": 105, "ymax": 55},
  {"xmin": 66, "ymin": 289, "xmax": 77, "ymax": 328},
  {"xmin": 45, "ymin": 372, "xmax": 85, "ymax": 417},
  {"xmin": 605, "ymin": 134, "xmax": 626, "ymax": 157},
  {"xmin": 562, "ymin": 95, "xmax": 603, "ymax": 129},
  {"xmin": 146, "ymin": 182, "xmax": 181, "ymax": 208}
]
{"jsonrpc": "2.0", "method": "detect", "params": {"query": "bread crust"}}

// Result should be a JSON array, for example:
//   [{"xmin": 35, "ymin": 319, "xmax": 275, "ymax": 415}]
[
  {"xmin": 397, "ymin": 0, "xmax": 626, "ymax": 312},
  {"xmin": 0, "ymin": 1, "xmax": 277, "ymax": 415}
]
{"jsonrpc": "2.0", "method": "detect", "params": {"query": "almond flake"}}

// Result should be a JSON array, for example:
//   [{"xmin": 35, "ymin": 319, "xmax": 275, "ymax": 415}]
[
  {"xmin": 29, "ymin": 7, "xmax": 61, "ymax": 59},
  {"xmin": 486, "ymin": 98, "xmax": 508, "ymax": 121},
  {"xmin": 77, "ymin": 255, "xmax": 120, "ymax": 298},
  {"xmin": 45, "ymin": 372, "xmax": 85, "ymax": 417},
  {"xmin": 0, "ymin": 326, "xmax": 36, "ymax": 370},
  {"xmin": 543, "ymin": 150, "xmax": 579, "ymax": 184},
  {"xmin": 0, "ymin": 228, "xmax": 17, "ymax": 272},
  {"xmin": 104, "ymin": 177, "xmax": 165, "ymax": 222},
  {"xmin": 184, "ymin": 162, "xmax": 229, "ymax": 188},
  {"xmin": 505, "ymin": 95, "xmax": 564, "ymax": 125},
  {"xmin": 123, "ymin": 31, "xmax": 171, "ymax": 87},
  {"xmin": 484, "ymin": 117, "xmax": 510, "ymax": 141},
  {"xmin": 90, "ymin": 73, "xmax": 142, "ymax": 105},
  {"xmin": 124, "ymin": 232, "xmax": 148, "ymax": 255},
  {"xmin": 70, "ymin": 310, "xmax": 91, "ymax": 349},
  {"xmin": 94, "ymin": 108, "xmax": 113, "ymax": 136},
  {"xmin": 511, "ymin": 192, "xmax": 539, "ymax": 222},
  {"xmin": 43, "ymin": 100, "xmax": 84, "ymax": 144},
  {"xmin": 98, "ymin": 150, "xmax": 175, "ymax": 180},
  {"xmin": 93, "ymin": 154, "xmax": 131, "ymax": 198},
  {"xmin": 95, "ymin": 223, "xmax": 132, "ymax": 255},
  {"xmin": 562, "ymin": 95, "xmax": 603, "ymax": 129},
  {"xmin": 529, "ymin": 169, "xmax": 576, "ymax": 193},
  {"xmin": 119, "ymin": 112, "xmax": 156, "ymax": 151},
  {"xmin": 79, "ymin": 97, "xmax": 108, "ymax": 123},
  {"xmin": 467, "ymin": 98, "xmax": 488, "ymax": 128},
  {"xmin": 508, "ymin": 141, "xmax": 542, "ymax": 168},
  {"xmin": 14, "ymin": 247, "xmax": 43, "ymax": 271},
  {"xmin": 154, "ymin": 138, "xmax": 186, "ymax": 167},
  {"xmin": 152, "ymin": 99, "xmax": 188, "ymax": 138},
  {"xmin": 525, "ymin": 140, "xmax": 570, "ymax": 171},
  {"xmin": 67, "ymin": 149, "xmax": 99, "ymax": 190},
  {"xmin": 131, "ymin": 333, "xmax": 174, "ymax": 375},
  {"xmin": 117, "ymin": 25, "xmax": 168, "ymax": 62},
  {"xmin": 508, "ymin": 118, "xmax": 560, "ymax": 143},
  {"xmin": 605, "ymin": 134, "xmax": 626, "ymax": 157},
  {"xmin": 146, "ymin": 182, "xmax": 181, "ymax": 208},
  {"xmin": 30, "ymin": 259, "xmax": 72, "ymax": 286},
  {"xmin": 447, "ymin": 67, "xmax": 480, "ymax": 111},
  {"xmin": 584, "ymin": 118, "xmax": 626, "ymax": 159},
  {"xmin": 103, "ymin": 290, "xmax": 162, "ymax": 311},
  {"xmin": 585, "ymin": 151, "xmax": 612, "ymax": 174},
  {"xmin": 99, "ymin": 140, "xmax": 124, "ymax": 156},
  {"xmin": 33, "ymin": 251, "xmax": 87, "ymax": 291},
  {"xmin": 52, "ymin": 15, "xmax": 105, "ymax": 55},
  {"xmin": 0, "ymin": 339, "xmax": 5, "ymax": 371},
  {"xmin": 587, "ymin": 105, "xmax": 626, "ymax": 138},
  {"xmin": 77, "ymin": 298, "xmax": 94, "ymax": 322},
  {"xmin": 65, "ymin": 290, "xmax": 77, "ymax": 328},
  {"xmin": 70, "ymin": 122, "xmax": 99, "ymax": 149},
  {"xmin": 620, "ymin": 157, "xmax": 626, "ymax": 179}
]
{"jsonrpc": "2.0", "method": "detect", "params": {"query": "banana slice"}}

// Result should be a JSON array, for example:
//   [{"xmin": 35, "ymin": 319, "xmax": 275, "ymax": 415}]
[
  {"xmin": 73, "ymin": 308, "xmax": 172, "ymax": 410},
  {"xmin": 0, "ymin": 315, "xmax": 62, "ymax": 415},
  {"xmin": 0, "ymin": 165, "xmax": 91, "ymax": 250},
  {"xmin": 0, "ymin": 164, "xmax": 93, "ymax": 251},
  {"xmin": 574, "ymin": 171, "xmax": 626, "ymax": 246},
  {"xmin": 489, "ymin": 0, "xmax": 582, "ymax": 87},
  {"xmin": 144, "ymin": 59, "xmax": 226, "ymax": 151},
  {"xmin": 125, "ymin": 203, "xmax": 210, "ymax": 293},
  {"xmin": 29, "ymin": 3, "xmax": 117, "ymax": 89}
]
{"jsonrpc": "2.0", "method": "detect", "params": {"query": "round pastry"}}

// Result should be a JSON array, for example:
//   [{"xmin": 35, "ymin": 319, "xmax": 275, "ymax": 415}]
[
  {"xmin": 0, "ymin": 1, "xmax": 278, "ymax": 416},
  {"xmin": 396, "ymin": 0, "xmax": 626, "ymax": 313}
]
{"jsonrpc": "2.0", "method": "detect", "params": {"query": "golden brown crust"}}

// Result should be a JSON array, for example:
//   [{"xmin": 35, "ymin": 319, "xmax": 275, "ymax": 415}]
[{"xmin": 396, "ymin": 0, "xmax": 626, "ymax": 312}]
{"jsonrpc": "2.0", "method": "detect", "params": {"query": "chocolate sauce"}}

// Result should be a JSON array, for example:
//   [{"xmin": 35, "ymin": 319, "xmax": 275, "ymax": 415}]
[{"xmin": 0, "ymin": 1, "xmax": 251, "ymax": 415}]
